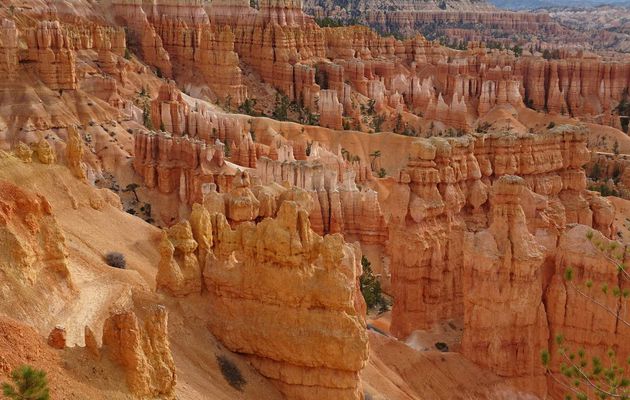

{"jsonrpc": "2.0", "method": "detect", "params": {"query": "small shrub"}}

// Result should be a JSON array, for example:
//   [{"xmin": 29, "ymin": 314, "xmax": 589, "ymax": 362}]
[
  {"xmin": 217, "ymin": 355, "xmax": 246, "ymax": 391},
  {"xmin": 360, "ymin": 256, "xmax": 389, "ymax": 312},
  {"xmin": 2, "ymin": 365, "xmax": 50, "ymax": 400},
  {"xmin": 547, "ymin": 121, "xmax": 556, "ymax": 129},
  {"xmin": 435, "ymin": 342, "xmax": 449, "ymax": 352},
  {"xmin": 377, "ymin": 168, "xmax": 387, "ymax": 178},
  {"xmin": 105, "ymin": 252, "xmax": 126, "ymax": 269}
]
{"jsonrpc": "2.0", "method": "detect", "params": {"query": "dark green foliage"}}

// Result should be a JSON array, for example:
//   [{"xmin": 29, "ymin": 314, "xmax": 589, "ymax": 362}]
[
  {"xmin": 377, "ymin": 168, "xmax": 387, "ymax": 178},
  {"xmin": 372, "ymin": 115, "xmax": 385, "ymax": 132},
  {"xmin": 105, "ymin": 252, "xmax": 126, "ymax": 269},
  {"xmin": 249, "ymin": 0, "xmax": 258, "ymax": 9},
  {"xmin": 590, "ymin": 163, "xmax": 602, "ymax": 181},
  {"xmin": 369, "ymin": 150, "xmax": 381, "ymax": 171},
  {"xmin": 238, "ymin": 98, "xmax": 258, "ymax": 116},
  {"xmin": 616, "ymin": 90, "xmax": 630, "ymax": 133},
  {"xmin": 224, "ymin": 141, "xmax": 231, "ymax": 158},
  {"xmin": 476, "ymin": 122, "xmax": 492, "ymax": 133},
  {"xmin": 394, "ymin": 113, "xmax": 404, "ymax": 134},
  {"xmin": 360, "ymin": 256, "xmax": 388, "ymax": 312},
  {"xmin": 589, "ymin": 184, "xmax": 620, "ymax": 197},
  {"xmin": 2, "ymin": 365, "xmax": 50, "ymax": 400},
  {"xmin": 142, "ymin": 103, "xmax": 153, "ymax": 130},
  {"xmin": 513, "ymin": 45, "xmax": 523, "ymax": 57},
  {"xmin": 434, "ymin": 342, "xmax": 449, "ymax": 352},
  {"xmin": 361, "ymin": 99, "xmax": 376, "ymax": 116},
  {"xmin": 272, "ymin": 93, "xmax": 291, "ymax": 121},
  {"xmin": 124, "ymin": 47, "xmax": 132, "ymax": 60},
  {"xmin": 217, "ymin": 355, "xmax": 246, "ymax": 391},
  {"xmin": 314, "ymin": 17, "xmax": 361, "ymax": 28},
  {"xmin": 547, "ymin": 121, "xmax": 556, "ymax": 129}
]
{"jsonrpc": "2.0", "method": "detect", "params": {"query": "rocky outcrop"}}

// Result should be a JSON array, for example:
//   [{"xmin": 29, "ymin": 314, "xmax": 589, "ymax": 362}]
[
  {"xmin": 319, "ymin": 89, "xmax": 343, "ymax": 130},
  {"xmin": 0, "ymin": 19, "xmax": 18, "ymax": 81},
  {"xmin": 387, "ymin": 128, "xmax": 613, "ymax": 338},
  {"xmin": 204, "ymin": 201, "xmax": 368, "ymax": 400},
  {"xmin": 0, "ymin": 178, "xmax": 71, "ymax": 286},
  {"xmin": 24, "ymin": 21, "xmax": 77, "ymax": 90},
  {"xmin": 102, "ymin": 306, "xmax": 176, "ymax": 399},
  {"xmin": 35, "ymin": 140, "xmax": 56, "ymax": 165},
  {"xmin": 462, "ymin": 176, "xmax": 548, "ymax": 397},
  {"xmin": 133, "ymin": 132, "xmax": 236, "ymax": 205},
  {"xmin": 66, "ymin": 126, "xmax": 86, "ymax": 180},
  {"xmin": 112, "ymin": 0, "xmax": 173, "ymax": 78},
  {"xmin": 156, "ymin": 221, "xmax": 202, "ymax": 297}
]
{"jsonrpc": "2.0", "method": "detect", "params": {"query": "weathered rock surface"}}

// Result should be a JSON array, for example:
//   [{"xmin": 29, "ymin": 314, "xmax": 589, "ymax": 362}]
[
  {"xmin": 156, "ymin": 221, "xmax": 202, "ymax": 297},
  {"xmin": 387, "ymin": 128, "xmax": 613, "ymax": 338},
  {"xmin": 0, "ymin": 178, "xmax": 71, "ymax": 287},
  {"xmin": 545, "ymin": 225, "xmax": 630, "ymax": 399},
  {"xmin": 462, "ymin": 176, "xmax": 548, "ymax": 397},
  {"xmin": 204, "ymin": 201, "xmax": 368, "ymax": 399},
  {"xmin": 102, "ymin": 306, "xmax": 177, "ymax": 399}
]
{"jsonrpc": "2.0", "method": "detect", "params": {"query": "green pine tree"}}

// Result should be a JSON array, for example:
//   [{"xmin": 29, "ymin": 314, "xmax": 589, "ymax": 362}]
[{"xmin": 2, "ymin": 365, "xmax": 50, "ymax": 400}]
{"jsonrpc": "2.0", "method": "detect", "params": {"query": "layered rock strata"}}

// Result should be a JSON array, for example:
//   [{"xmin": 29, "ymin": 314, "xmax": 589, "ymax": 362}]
[
  {"xmin": 388, "ymin": 128, "xmax": 613, "ymax": 338},
  {"xmin": 462, "ymin": 176, "xmax": 549, "ymax": 397},
  {"xmin": 102, "ymin": 306, "xmax": 177, "ymax": 399},
  {"xmin": 204, "ymin": 201, "xmax": 369, "ymax": 400}
]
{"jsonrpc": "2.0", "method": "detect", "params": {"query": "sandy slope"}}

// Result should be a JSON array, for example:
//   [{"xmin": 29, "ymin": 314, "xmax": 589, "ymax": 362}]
[{"xmin": 0, "ymin": 154, "xmax": 283, "ymax": 399}]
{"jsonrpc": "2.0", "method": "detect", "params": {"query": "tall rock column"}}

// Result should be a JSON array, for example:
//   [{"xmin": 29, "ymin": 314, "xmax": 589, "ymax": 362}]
[
  {"xmin": 462, "ymin": 176, "xmax": 549, "ymax": 398},
  {"xmin": 0, "ymin": 19, "xmax": 18, "ymax": 81},
  {"xmin": 204, "ymin": 201, "xmax": 368, "ymax": 400}
]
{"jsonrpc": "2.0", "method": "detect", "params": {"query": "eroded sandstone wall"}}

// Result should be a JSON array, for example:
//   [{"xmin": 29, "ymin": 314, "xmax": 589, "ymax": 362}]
[{"xmin": 155, "ymin": 200, "xmax": 369, "ymax": 399}]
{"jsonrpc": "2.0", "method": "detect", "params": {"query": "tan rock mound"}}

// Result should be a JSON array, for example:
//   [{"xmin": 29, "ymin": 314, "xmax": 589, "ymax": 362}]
[
  {"xmin": 203, "ymin": 201, "xmax": 369, "ymax": 400},
  {"xmin": 102, "ymin": 306, "xmax": 177, "ymax": 399}
]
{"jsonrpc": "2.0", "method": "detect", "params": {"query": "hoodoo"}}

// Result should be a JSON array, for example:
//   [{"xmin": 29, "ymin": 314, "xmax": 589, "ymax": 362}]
[{"xmin": 0, "ymin": 0, "xmax": 629, "ymax": 399}]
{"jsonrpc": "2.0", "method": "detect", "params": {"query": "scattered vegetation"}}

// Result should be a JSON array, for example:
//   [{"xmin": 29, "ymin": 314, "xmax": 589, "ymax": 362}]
[
  {"xmin": 369, "ymin": 150, "xmax": 381, "ymax": 171},
  {"xmin": 377, "ymin": 168, "xmax": 387, "ymax": 178},
  {"xmin": 589, "ymin": 183, "xmax": 620, "ymax": 197},
  {"xmin": 314, "ymin": 17, "xmax": 361, "ymax": 28},
  {"xmin": 272, "ymin": 93, "xmax": 291, "ymax": 121},
  {"xmin": 224, "ymin": 141, "xmax": 231, "ymax": 158},
  {"xmin": 105, "ymin": 252, "xmax": 127, "ymax": 269},
  {"xmin": 547, "ymin": 121, "xmax": 556, "ymax": 129},
  {"xmin": 542, "ymin": 231, "xmax": 630, "ymax": 400},
  {"xmin": 542, "ymin": 49, "xmax": 562, "ymax": 60},
  {"xmin": 372, "ymin": 114, "xmax": 385, "ymax": 132},
  {"xmin": 238, "ymin": 98, "xmax": 258, "ymax": 116},
  {"xmin": 2, "ymin": 365, "xmax": 50, "ymax": 400},
  {"xmin": 615, "ymin": 89, "xmax": 630, "ymax": 133},
  {"xmin": 360, "ymin": 256, "xmax": 389, "ymax": 312},
  {"xmin": 434, "ymin": 342, "xmax": 449, "ymax": 352},
  {"xmin": 217, "ymin": 355, "xmax": 246, "ymax": 391},
  {"xmin": 476, "ymin": 122, "xmax": 492, "ymax": 134}
]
